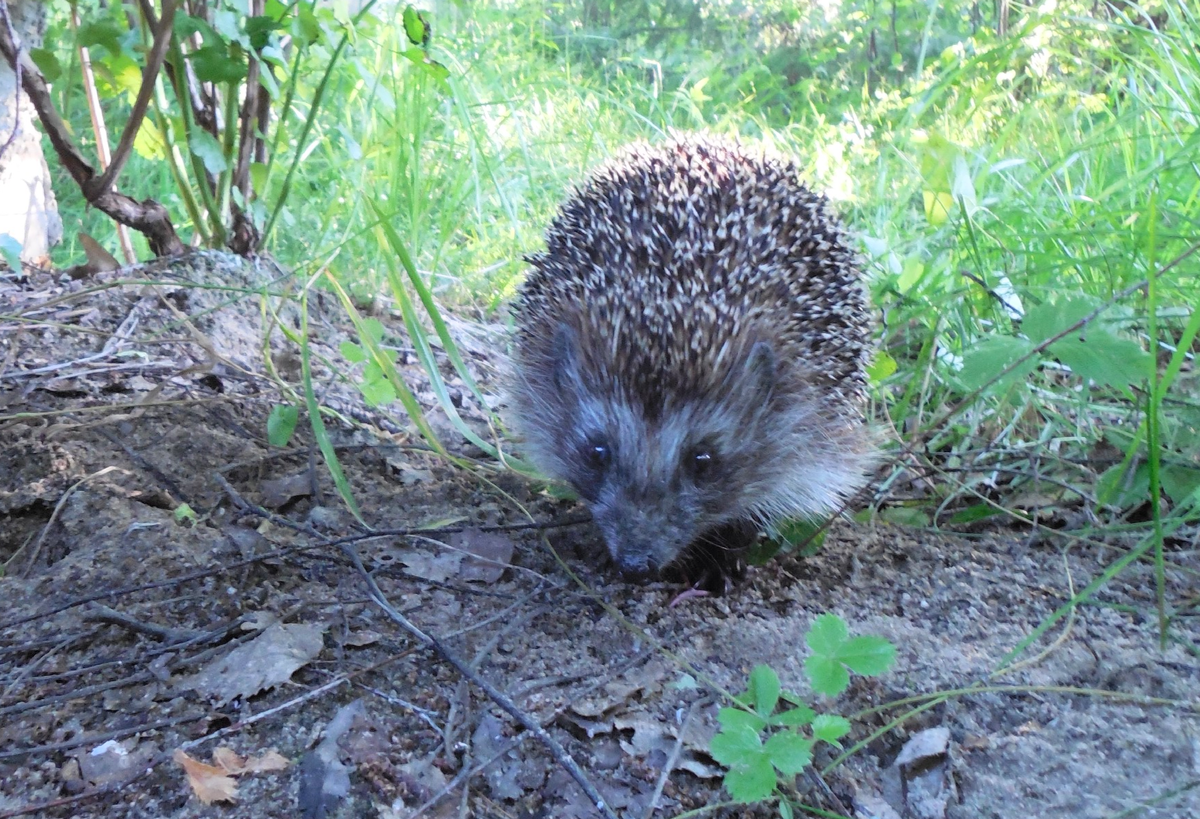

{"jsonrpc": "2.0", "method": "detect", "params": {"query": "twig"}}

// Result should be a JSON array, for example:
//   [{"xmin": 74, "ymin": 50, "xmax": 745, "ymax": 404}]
[
  {"xmin": 341, "ymin": 542, "xmax": 620, "ymax": 819},
  {"xmin": 642, "ymin": 699, "xmax": 699, "ymax": 819},
  {"xmin": 0, "ymin": 1, "xmax": 184, "ymax": 255},
  {"xmin": 84, "ymin": 603, "xmax": 204, "ymax": 642},
  {"xmin": 84, "ymin": 0, "xmax": 176, "ymax": 204}
]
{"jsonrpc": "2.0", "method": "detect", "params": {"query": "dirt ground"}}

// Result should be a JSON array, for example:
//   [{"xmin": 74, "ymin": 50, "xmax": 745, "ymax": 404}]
[{"xmin": 1, "ymin": 253, "xmax": 1197, "ymax": 819}]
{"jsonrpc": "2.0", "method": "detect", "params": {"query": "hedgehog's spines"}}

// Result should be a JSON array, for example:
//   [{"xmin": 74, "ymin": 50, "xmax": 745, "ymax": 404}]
[{"xmin": 511, "ymin": 133, "xmax": 874, "ymax": 581}]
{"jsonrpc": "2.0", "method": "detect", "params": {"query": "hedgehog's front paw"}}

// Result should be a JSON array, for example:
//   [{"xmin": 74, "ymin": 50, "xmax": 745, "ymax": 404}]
[{"xmin": 664, "ymin": 519, "xmax": 756, "ymax": 595}]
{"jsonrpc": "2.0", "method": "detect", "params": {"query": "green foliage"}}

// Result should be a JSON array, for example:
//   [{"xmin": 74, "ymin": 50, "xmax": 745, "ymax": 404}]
[
  {"xmin": 173, "ymin": 502, "xmax": 198, "ymax": 526},
  {"xmin": 805, "ymin": 613, "xmax": 897, "ymax": 696},
  {"xmin": 710, "ymin": 615, "xmax": 894, "ymax": 807},
  {"xmin": 0, "ymin": 235, "xmax": 21, "ymax": 271},
  {"xmin": 40, "ymin": 0, "xmax": 1200, "ymax": 631},
  {"xmin": 339, "ymin": 318, "xmax": 398, "ymax": 408},
  {"xmin": 266, "ymin": 404, "xmax": 299, "ymax": 448}
]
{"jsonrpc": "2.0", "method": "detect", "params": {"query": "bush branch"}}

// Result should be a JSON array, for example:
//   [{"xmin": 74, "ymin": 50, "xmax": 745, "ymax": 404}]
[{"xmin": 0, "ymin": 0, "xmax": 184, "ymax": 256}]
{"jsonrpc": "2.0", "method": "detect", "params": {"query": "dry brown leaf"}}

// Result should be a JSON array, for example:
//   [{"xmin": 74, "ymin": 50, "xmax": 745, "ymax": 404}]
[
  {"xmin": 242, "ymin": 750, "xmax": 290, "ymax": 773},
  {"xmin": 210, "ymin": 745, "xmax": 291, "ymax": 774},
  {"xmin": 174, "ymin": 749, "xmax": 238, "ymax": 804},
  {"xmin": 77, "ymin": 231, "xmax": 121, "ymax": 275},
  {"xmin": 450, "ymin": 528, "xmax": 515, "ymax": 583},
  {"xmin": 181, "ymin": 622, "xmax": 326, "ymax": 704},
  {"xmin": 211, "ymin": 746, "xmax": 245, "ymax": 773}
]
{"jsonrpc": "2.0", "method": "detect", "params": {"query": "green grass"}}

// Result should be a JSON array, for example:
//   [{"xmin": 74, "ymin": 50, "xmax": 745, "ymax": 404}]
[{"xmin": 39, "ymin": 1, "xmax": 1200, "ymax": 641}]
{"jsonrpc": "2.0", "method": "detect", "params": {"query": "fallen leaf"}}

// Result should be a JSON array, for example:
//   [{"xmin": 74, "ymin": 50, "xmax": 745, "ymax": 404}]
[
  {"xmin": 182, "ymin": 622, "xmax": 326, "ymax": 704},
  {"xmin": 894, "ymin": 726, "xmax": 951, "ymax": 767},
  {"xmin": 174, "ymin": 749, "xmax": 238, "ymax": 804},
  {"xmin": 260, "ymin": 473, "xmax": 313, "ymax": 508},
  {"xmin": 451, "ymin": 528, "xmax": 514, "ymax": 583},
  {"xmin": 77, "ymin": 231, "xmax": 121, "ymax": 276},
  {"xmin": 242, "ymin": 750, "xmax": 290, "ymax": 773},
  {"xmin": 393, "ymin": 548, "xmax": 461, "ymax": 583},
  {"xmin": 212, "ymin": 746, "xmax": 245, "ymax": 773},
  {"xmin": 891, "ymin": 726, "xmax": 953, "ymax": 819}
]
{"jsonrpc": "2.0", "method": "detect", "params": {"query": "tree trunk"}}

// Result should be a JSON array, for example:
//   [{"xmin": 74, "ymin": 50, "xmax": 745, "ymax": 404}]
[{"xmin": 0, "ymin": 0, "xmax": 61, "ymax": 266}]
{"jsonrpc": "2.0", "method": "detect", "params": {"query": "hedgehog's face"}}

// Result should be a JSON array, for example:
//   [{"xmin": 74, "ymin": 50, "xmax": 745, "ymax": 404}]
[
  {"xmin": 539, "ymin": 326, "xmax": 782, "ymax": 577},
  {"xmin": 564, "ymin": 411, "xmax": 739, "ymax": 576}
]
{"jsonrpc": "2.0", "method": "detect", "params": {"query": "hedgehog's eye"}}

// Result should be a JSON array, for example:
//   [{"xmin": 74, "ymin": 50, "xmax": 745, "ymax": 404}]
[
  {"xmin": 582, "ymin": 439, "xmax": 611, "ymax": 472},
  {"xmin": 688, "ymin": 448, "xmax": 717, "ymax": 483}
]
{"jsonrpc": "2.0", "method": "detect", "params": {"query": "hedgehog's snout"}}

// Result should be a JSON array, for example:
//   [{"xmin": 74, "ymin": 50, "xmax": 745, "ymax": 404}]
[
  {"xmin": 591, "ymin": 492, "xmax": 692, "ymax": 578},
  {"xmin": 594, "ymin": 516, "xmax": 663, "ymax": 577},
  {"xmin": 613, "ymin": 551, "xmax": 654, "ymax": 578}
]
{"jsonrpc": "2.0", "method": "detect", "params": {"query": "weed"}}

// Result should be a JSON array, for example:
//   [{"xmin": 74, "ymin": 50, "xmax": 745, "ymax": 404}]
[{"xmin": 710, "ymin": 614, "xmax": 896, "ymax": 812}]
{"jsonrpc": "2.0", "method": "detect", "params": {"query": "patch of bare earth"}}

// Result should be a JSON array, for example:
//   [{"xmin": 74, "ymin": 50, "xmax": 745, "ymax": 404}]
[{"xmin": 1, "ymin": 253, "xmax": 1197, "ymax": 819}]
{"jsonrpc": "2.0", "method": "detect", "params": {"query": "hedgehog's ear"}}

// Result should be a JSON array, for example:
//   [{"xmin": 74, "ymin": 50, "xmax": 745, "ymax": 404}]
[
  {"xmin": 550, "ymin": 322, "xmax": 584, "ymax": 392},
  {"xmin": 737, "ymin": 341, "xmax": 777, "ymax": 402}
]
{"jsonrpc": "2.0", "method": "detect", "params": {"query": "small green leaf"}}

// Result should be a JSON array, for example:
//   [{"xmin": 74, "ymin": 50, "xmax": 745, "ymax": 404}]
[
  {"xmin": 958, "ymin": 335, "xmax": 1036, "ymax": 392},
  {"xmin": 878, "ymin": 505, "xmax": 931, "ymax": 527},
  {"xmin": 779, "ymin": 799, "xmax": 794, "ymax": 819},
  {"xmin": 723, "ymin": 758, "xmax": 776, "ymax": 803},
  {"xmin": 764, "ymin": 732, "xmax": 814, "ymax": 775},
  {"xmin": 340, "ymin": 341, "xmax": 366, "ymax": 363},
  {"xmin": 249, "ymin": 162, "xmax": 269, "ymax": 193},
  {"xmin": 29, "ymin": 47, "xmax": 63, "ymax": 81},
  {"xmin": 1096, "ymin": 461, "xmax": 1150, "ymax": 510},
  {"xmin": 361, "ymin": 317, "xmax": 386, "ymax": 343},
  {"xmin": 923, "ymin": 189, "xmax": 953, "ymax": 226},
  {"xmin": 839, "ymin": 636, "xmax": 897, "ymax": 676},
  {"xmin": 805, "ymin": 613, "xmax": 849, "ymax": 655},
  {"xmin": 1050, "ymin": 330, "xmax": 1150, "ymax": 393},
  {"xmin": 132, "ymin": 118, "xmax": 166, "ymax": 160},
  {"xmin": 770, "ymin": 705, "xmax": 816, "ymax": 727},
  {"xmin": 174, "ymin": 503, "xmax": 198, "ymax": 526},
  {"xmin": 294, "ymin": 3, "xmax": 322, "ymax": 44},
  {"xmin": 749, "ymin": 665, "xmax": 781, "ymax": 717},
  {"xmin": 189, "ymin": 130, "xmax": 229, "ymax": 174},
  {"xmin": 402, "ymin": 6, "xmax": 430, "ymax": 46},
  {"xmin": 190, "ymin": 44, "xmax": 248, "ymax": 84},
  {"xmin": 947, "ymin": 503, "xmax": 1003, "ymax": 525},
  {"xmin": 78, "ymin": 17, "xmax": 127, "ymax": 57},
  {"xmin": 709, "ymin": 724, "xmax": 763, "ymax": 767},
  {"xmin": 896, "ymin": 257, "xmax": 924, "ymax": 293},
  {"xmin": 173, "ymin": 11, "xmax": 210, "ymax": 40},
  {"xmin": 246, "ymin": 14, "xmax": 281, "ymax": 50},
  {"xmin": 866, "ymin": 350, "xmax": 897, "ymax": 384},
  {"xmin": 267, "ymin": 404, "xmax": 299, "ymax": 448},
  {"xmin": 359, "ymin": 376, "xmax": 396, "ymax": 407},
  {"xmin": 805, "ymin": 614, "xmax": 895, "ymax": 694},
  {"xmin": 1162, "ymin": 465, "xmax": 1200, "ymax": 506},
  {"xmin": 804, "ymin": 654, "xmax": 849, "ymax": 697},
  {"xmin": 1022, "ymin": 296, "xmax": 1100, "ymax": 346},
  {"xmin": 771, "ymin": 518, "xmax": 826, "ymax": 558},
  {"xmin": 717, "ymin": 707, "xmax": 767, "ymax": 733},
  {"xmin": 811, "ymin": 714, "xmax": 852, "ymax": 745}
]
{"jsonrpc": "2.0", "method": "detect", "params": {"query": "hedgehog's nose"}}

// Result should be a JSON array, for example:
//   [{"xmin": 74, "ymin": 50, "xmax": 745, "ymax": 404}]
[{"xmin": 615, "ymin": 552, "xmax": 653, "ymax": 578}]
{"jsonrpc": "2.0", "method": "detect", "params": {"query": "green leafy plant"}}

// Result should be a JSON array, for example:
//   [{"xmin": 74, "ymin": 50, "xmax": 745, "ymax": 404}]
[
  {"xmin": 20, "ymin": 1, "xmax": 448, "ymax": 256},
  {"xmin": 173, "ymin": 502, "xmax": 199, "ymax": 526},
  {"xmin": 710, "ymin": 614, "xmax": 896, "ymax": 810},
  {"xmin": 266, "ymin": 403, "xmax": 299, "ymax": 448}
]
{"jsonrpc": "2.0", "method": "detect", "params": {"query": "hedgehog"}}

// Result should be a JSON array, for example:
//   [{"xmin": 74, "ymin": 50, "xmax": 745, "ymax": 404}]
[{"xmin": 510, "ymin": 134, "xmax": 875, "ymax": 591}]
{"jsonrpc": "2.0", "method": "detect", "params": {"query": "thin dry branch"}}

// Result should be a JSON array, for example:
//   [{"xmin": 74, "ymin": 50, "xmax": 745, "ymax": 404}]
[
  {"xmin": 0, "ymin": 1, "xmax": 185, "ymax": 256},
  {"xmin": 85, "ymin": 0, "xmax": 177, "ymax": 202}
]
